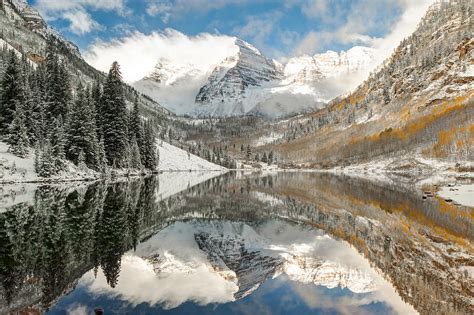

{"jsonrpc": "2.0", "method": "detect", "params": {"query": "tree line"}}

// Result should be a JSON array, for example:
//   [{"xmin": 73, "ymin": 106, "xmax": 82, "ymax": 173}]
[{"xmin": 0, "ymin": 41, "xmax": 158, "ymax": 177}]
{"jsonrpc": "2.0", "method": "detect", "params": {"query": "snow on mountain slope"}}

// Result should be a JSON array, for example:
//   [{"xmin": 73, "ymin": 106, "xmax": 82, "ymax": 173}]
[
  {"xmin": 193, "ymin": 39, "xmax": 284, "ymax": 116},
  {"xmin": 134, "ymin": 38, "xmax": 376, "ymax": 118},
  {"xmin": 134, "ymin": 60, "xmax": 216, "ymax": 115},
  {"xmin": 157, "ymin": 140, "xmax": 226, "ymax": 171}
]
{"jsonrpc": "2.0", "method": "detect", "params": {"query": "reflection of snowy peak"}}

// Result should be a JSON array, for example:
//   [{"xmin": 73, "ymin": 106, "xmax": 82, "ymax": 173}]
[
  {"xmin": 133, "ymin": 39, "xmax": 376, "ymax": 118},
  {"xmin": 195, "ymin": 231, "xmax": 283, "ymax": 299},
  {"xmin": 282, "ymin": 256, "xmax": 376, "ymax": 294},
  {"xmin": 195, "ymin": 230, "xmax": 376, "ymax": 299},
  {"xmin": 137, "ymin": 220, "xmax": 376, "ymax": 303}
]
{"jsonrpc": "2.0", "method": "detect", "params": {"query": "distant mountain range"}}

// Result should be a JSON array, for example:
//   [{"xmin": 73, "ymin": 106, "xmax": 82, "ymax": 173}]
[{"xmin": 134, "ymin": 38, "xmax": 375, "ymax": 118}]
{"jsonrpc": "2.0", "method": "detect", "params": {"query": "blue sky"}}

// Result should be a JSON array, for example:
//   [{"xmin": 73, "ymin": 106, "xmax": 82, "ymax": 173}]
[
  {"xmin": 29, "ymin": 0, "xmax": 432, "ymax": 81},
  {"xmin": 31, "ymin": 0, "xmax": 424, "ymax": 56}
]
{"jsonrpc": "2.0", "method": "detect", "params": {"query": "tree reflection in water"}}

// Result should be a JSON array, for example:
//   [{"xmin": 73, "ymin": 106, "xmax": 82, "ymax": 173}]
[{"xmin": 0, "ymin": 172, "xmax": 472, "ymax": 315}]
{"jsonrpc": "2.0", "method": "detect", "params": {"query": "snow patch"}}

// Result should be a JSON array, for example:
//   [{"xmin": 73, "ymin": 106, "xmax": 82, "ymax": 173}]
[
  {"xmin": 462, "ymin": 64, "xmax": 474, "ymax": 77},
  {"xmin": 157, "ymin": 140, "xmax": 226, "ymax": 171},
  {"xmin": 254, "ymin": 132, "xmax": 284, "ymax": 146},
  {"xmin": 437, "ymin": 184, "xmax": 474, "ymax": 207}
]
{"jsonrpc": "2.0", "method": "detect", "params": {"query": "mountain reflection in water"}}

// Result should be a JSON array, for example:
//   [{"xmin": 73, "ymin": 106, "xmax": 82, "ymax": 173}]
[{"xmin": 0, "ymin": 171, "xmax": 472, "ymax": 315}]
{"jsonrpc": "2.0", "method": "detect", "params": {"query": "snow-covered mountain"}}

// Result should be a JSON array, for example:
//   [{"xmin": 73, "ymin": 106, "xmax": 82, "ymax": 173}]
[
  {"xmin": 134, "ymin": 38, "xmax": 376, "ymax": 118},
  {"xmin": 284, "ymin": 46, "xmax": 375, "ymax": 84},
  {"xmin": 193, "ymin": 39, "xmax": 285, "ymax": 116}
]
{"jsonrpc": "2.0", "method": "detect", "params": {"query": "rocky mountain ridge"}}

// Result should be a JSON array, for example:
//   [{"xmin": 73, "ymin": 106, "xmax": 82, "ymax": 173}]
[{"xmin": 134, "ymin": 38, "xmax": 376, "ymax": 118}]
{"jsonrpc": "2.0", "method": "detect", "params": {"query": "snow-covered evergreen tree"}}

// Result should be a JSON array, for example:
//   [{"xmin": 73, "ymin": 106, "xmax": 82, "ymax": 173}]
[
  {"xmin": 7, "ymin": 104, "xmax": 29, "ymax": 157},
  {"xmin": 140, "ymin": 121, "xmax": 157, "ymax": 171},
  {"xmin": 44, "ymin": 40, "xmax": 71, "ymax": 124},
  {"xmin": 101, "ymin": 62, "xmax": 129, "ymax": 168},
  {"xmin": 0, "ymin": 51, "xmax": 24, "ymax": 135},
  {"xmin": 91, "ymin": 80, "xmax": 102, "ymax": 137},
  {"xmin": 129, "ymin": 135, "xmax": 142, "ymax": 170},
  {"xmin": 97, "ymin": 135, "xmax": 108, "ymax": 173},
  {"xmin": 66, "ymin": 85, "xmax": 100, "ymax": 170},
  {"xmin": 35, "ymin": 140, "xmax": 55, "ymax": 178},
  {"xmin": 128, "ymin": 96, "xmax": 143, "ymax": 169}
]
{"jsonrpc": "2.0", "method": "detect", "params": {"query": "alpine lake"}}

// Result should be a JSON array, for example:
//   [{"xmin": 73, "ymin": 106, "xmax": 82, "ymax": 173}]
[{"xmin": 0, "ymin": 171, "xmax": 472, "ymax": 315}]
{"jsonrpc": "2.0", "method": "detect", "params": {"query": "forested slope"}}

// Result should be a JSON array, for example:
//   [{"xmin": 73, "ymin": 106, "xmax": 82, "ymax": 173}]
[{"xmin": 269, "ymin": 0, "xmax": 473, "ymax": 167}]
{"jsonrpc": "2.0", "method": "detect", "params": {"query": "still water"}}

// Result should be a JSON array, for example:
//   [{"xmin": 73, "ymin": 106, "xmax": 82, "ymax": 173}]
[{"xmin": 0, "ymin": 171, "xmax": 472, "ymax": 315}]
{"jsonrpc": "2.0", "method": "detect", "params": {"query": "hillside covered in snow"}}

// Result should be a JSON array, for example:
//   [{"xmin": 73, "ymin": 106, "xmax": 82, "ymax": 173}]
[{"xmin": 157, "ymin": 140, "xmax": 226, "ymax": 172}]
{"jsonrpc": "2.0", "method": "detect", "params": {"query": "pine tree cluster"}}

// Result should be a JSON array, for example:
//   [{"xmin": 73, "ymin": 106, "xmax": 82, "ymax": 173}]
[{"xmin": 0, "ymin": 40, "xmax": 158, "ymax": 177}]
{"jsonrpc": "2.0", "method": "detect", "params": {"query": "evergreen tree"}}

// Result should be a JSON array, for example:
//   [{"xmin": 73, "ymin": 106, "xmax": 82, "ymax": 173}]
[
  {"xmin": 77, "ymin": 150, "xmax": 86, "ymax": 171},
  {"xmin": 7, "ymin": 104, "xmax": 29, "ymax": 157},
  {"xmin": 246, "ymin": 145, "xmax": 251, "ymax": 160},
  {"xmin": 66, "ymin": 85, "xmax": 100, "ymax": 169},
  {"xmin": 36, "ymin": 140, "xmax": 55, "ymax": 178},
  {"xmin": 129, "ymin": 135, "xmax": 142, "ymax": 169},
  {"xmin": 128, "ymin": 96, "xmax": 143, "ymax": 169},
  {"xmin": 23, "ymin": 73, "xmax": 40, "ymax": 144},
  {"xmin": 44, "ymin": 41, "xmax": 71, "ymax": 123},
  {"xmin": 101, "ymin": 62, "xmax": 128, "ymax": 168},
  {"xmin": 140, "ymin": 121, "xmax": 157, "ymax": 171},
  {"xmin": 48, "ymin": 115, "xmax": 66, "ymax": 164},
  {"xmin": 29, "ymin": 63, "xmax": 47, "ymax": 143},
  {"xmin": 97, "ymin": 135, "xmax": 108, "ymax": 173},
  {"xmin": 0, "ymin": 51, "xmax": 23, "ymax": 135},
  {"xmin": 129, "ymin": 96, "xmax": 142, "ymax": 142},
  {"xmin": 91, "ymin": 80, "xmax": 102, "ymax": 136},
  {"xmin": 268, "ymin": 151, "xmax": 274, "ymax": 164}
]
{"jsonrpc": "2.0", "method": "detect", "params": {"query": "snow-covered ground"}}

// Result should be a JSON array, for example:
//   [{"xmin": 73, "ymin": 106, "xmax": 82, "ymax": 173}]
[
  {"xmin": 0, "ymin": 141, "xmax": 97, "ymax": 183},
  {"xmin": 329, "ymin": 155, "xmax": 474, "ymax": 186},
  {"xmin": 437, "ymin": 184, "xmax": 474, "ymax": 207},
  {"xmin": 157, "ymin": 140, "xmax": 226, "ymax": 171},
  {"xmin": 253, "ymin": 132, "xmax": 284, "ymax": 146},
  {"xmin": 0, "ymin": 140, "xmax": 225, "ymax": 184}
]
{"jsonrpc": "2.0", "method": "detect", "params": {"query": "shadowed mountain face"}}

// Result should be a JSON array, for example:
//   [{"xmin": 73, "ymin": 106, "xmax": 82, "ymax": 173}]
[{"xmin": 0, "ymin": 172, "xmax": 472, "ymax": 315}]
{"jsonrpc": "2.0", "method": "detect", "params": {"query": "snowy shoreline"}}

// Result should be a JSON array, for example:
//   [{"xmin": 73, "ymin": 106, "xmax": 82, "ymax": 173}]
[
  {"xmin": 0, "ymin": 169, "xmax": 228, "ymax": 185},
  {"xmin": 0, "ymin": 140, "xmax": 227, "ymax": 184}
]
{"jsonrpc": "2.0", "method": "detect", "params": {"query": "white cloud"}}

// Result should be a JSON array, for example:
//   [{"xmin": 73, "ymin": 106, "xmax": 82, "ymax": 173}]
[
  {"xmin": 63, "ymin": 10, "xmax": 102, "ymax": 35},
  {"xmin": 84, "ymin": 29, "xmax": 238, "ymax": 83},
  {"xmin": 35, "ymin": 0, "xmax": 126, "ymax": 13},
  {"xmin": 370, "ymin": 0, "xmax": 433, "ymax": 65},
  {"xmin": 293, "ymin": 0, "xmax": 433, "ymax": 65},
  {"xmin": 233, "ymin": 11, "xmax": 283, "ymax": 57},
  {"xmin": 66, "ymin": 304, "xmax": 89, "ymax": 315},
  {"xmin": 144, "ymin": 0, "xmax": 261, "ymax": 22},
  {"xmin": 33, "ymin": 0, "xmax": 127, "ymax": 35},
  {"xmin": 146, "ymin": 1, "xmax": 173, "ymax": 23}
]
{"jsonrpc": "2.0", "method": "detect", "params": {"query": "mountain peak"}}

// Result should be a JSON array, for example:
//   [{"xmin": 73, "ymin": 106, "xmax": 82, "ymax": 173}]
[{"xmin": 234, "ymin": 38, "xmax": 262, "ymax": 56}]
